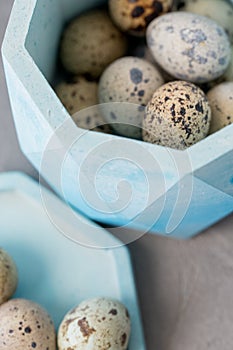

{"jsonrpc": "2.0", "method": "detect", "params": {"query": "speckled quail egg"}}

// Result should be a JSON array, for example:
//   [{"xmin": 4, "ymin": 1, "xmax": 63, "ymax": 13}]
[
  {"xmin": 143, "ymin": 80, "xmax": 211, "ymax": 149},
  {"xmin": 58, "ymin": 297, "xmax": 131, "ymax": 350},
  {"xmin": 60, "ymin": 10, "xmax": 127, "ymax": 78},
  {"xmin": 198, "ymin": 45, "xmax": 233, "ymax": 90},
  {"xmin": 0, "ymin": 248, "xmax": 17, "ymax": 305},
  {"xmin": 98, "ymin": 56, "xmax": 164, "ymax": 139},
  {"xmin": 207, "ymin": 82, "xmax": 233, "ymax": 133},
  {"xmin": 109, "ymin": 0, "xmax": 173, "ymax": 37},
  {"xmin": 182, "ymin": 0, "xmax": 233, "ymax": 44},
  {"xmin": 147, "ymin": 12, "xmax": 231, "ymax": 83},
  {"xmin": 55, "ymin": 76, "xmax": 111, "ymax": 133},
  {"xmin": 0, "ymin": 298, "xmax": 56, "ymax": 350}
]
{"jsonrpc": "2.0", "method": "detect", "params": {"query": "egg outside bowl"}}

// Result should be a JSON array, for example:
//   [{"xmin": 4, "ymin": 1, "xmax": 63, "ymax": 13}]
[
  {"xmin": 0, "ymin": 171, "xmax": 146, "ymax": 349},
  {"xmin": 2, "ymin": 0, "xmax": 233, "ymax": 239}
]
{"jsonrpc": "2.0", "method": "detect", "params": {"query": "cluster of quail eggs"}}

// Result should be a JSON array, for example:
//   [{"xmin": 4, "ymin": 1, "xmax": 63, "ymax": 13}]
[
  {"xmin": 55, "ymin": 0, "xmax": 233, "ymax": 150},
  {"xmin": 0, "ymin": 248, "xmax": 131, "ymax": 349}
]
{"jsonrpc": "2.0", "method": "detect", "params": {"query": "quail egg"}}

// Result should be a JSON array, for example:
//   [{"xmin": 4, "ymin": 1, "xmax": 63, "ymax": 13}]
[
  {"xmin": 60, "ymin": 10, "xmax": 127, "ymax": 78},
  {"xmin": 147, "ymin": 12, "xmax": 231, "ymax": 83},
  {"xmin": 55, "ymin": 76, "xmax": 111, "ymax": 133},
  {"xmin": 0, "ymin": 298, "xmax": 56, "ymax": 350},
  {"xmin": 58, "ymin": 297, "xmax": 131, "ymax": 350},
  {"xmin": 143, "ymin": 80, "xmax": 211, "ymax": 149},
  {"xmin": 98, "ymin": 56, "xmax": 164, "ymax": 138},
  {"xmin": 182, "ymin": 0, "xmax": 233, "ymax": 44},
  {"xmin": 0, "ymin": 248, "xmax": 17, "ymax": 305},
  {"xmin": 207, "ymin": 82, "xmax": 233, "ymax": 133},
  {"xmin": 109, "ymin": 0, "xmax": 173, "ymax": 36}
]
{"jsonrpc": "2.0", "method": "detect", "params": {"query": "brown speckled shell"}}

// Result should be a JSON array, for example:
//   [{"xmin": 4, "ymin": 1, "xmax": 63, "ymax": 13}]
[
  {"xmin": 58, "ymin": 297, "xmax": 131, "ymax": 350},
  {"xmin": 0, "ymin": 299, "xmax": 56, "ymax": 350},
  {"xmin": 207, "ymin": 82, "xmax": 233, "ymax": 134},
  {"xmin": 0, "ymin": 248, "xmax": 17, "ymax": 305},
  {"xmin": 60, "ymin": 10, "xmax": 127, "ymax": 78},
  {"xmin": 143, "ymin": 80, "xmax": 211, "ymax": 149},
  {"xmin": 55, "ymin": 76, "xmax": 111, "ymax": 133},
  {"xmin": 109, "ymin": 0, "xmax": 173, "ymax": 37}
]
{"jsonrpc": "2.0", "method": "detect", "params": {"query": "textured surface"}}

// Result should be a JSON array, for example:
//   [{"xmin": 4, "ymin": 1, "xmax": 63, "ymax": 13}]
[
  {"xmin": 58, "ymin": 297, "xmax": 131, "ymax": 349},
  {"xmin": 143, "ymin": 80, "xmax": 211, "ymax": 149},
  {"xmin": 1, "ymin": 1, "xmax": 233, "ymax": 349},
  {"xmin": 109, "ymin": 0, "xmax": 173, "ymax": 36},
  {"xmin": 0, "ymin": 298, "xmax": 56, "ymax": 350},
  {"xmin": 147, "ymin": 11, "xmax": 231, "ymax": 83}
]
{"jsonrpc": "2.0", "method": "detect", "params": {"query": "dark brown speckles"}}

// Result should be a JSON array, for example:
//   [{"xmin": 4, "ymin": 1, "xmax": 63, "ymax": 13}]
[
  {"xmin": 121, "ymin": 333, "xmax": 127, "ymax": 346},
  {"xmin": 170, "ymin": 104, "xmax": 176, "ymax": 117},
  {"xmin": 195, "ymin": 102, "xmax": 204, "ymax": 113},
  {"xmin": 31, "ymin": 342, "xmax": 37, "ymax": 348},
  {"xmin": 77, "ymin": 317, "xmax": 96, "ymax": 338},
  {"xmin": 143, "ymin": 81, "xmax": 211, "ymax": 149},
  {"xmin": 138, "ymin": 90, "xmax": 145, "ymax": 96},
  {"xmin": 109, "ymin": 309, "xmax": 118, "ymax": 316},
  {"xmin": 180, "ymin": 107, "xmax": 186, "ymax": 116},
  {"xmin": 131, "ymin": 6, "xmax": 145, "ymax": 18},
  {"xmin": 24, "ymin": 326, "xmax": 32, "ymax": 334}
]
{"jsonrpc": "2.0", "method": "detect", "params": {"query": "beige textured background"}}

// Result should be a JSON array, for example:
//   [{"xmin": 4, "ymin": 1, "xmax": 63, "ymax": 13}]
[{"xmin": 1, "ymin": 1, "xmax": 233, "ymax": 349}]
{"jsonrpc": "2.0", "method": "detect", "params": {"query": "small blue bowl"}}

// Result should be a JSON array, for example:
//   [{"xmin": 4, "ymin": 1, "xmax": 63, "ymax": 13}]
[
  {"xmin": 0, "ymin": 171, "xmax": 146, "ymax": 349},
  {"xmin": 2, "ymin": 0, "xmax": 233, "ymax": 238}
]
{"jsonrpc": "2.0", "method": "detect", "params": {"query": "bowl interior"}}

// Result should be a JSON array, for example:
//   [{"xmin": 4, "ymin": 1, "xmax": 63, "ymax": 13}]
[{"xmin": 25, "ymin": 0, "xmax": 106, "ymax": 82}]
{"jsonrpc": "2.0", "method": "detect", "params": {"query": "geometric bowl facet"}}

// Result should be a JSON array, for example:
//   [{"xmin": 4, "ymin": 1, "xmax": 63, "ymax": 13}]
[{"xmin": 2, "ymin": 0, "xmax": 233, "ymax": 239}]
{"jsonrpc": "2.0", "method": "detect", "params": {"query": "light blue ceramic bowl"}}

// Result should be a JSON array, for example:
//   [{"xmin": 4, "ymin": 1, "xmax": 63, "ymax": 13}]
[
  {"xmin": 2, "ymin": 0, "xmax": 233, "ymax": 238},
  {"xmin": 0, "ymin": 171, "xmax": 146, "ymax": 349}
]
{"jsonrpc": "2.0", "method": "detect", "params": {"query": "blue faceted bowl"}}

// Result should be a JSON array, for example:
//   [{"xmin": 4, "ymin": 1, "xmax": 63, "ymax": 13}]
[{"xmin": 2, "ymin": 0, "xmax": 233, "ymax": 238}]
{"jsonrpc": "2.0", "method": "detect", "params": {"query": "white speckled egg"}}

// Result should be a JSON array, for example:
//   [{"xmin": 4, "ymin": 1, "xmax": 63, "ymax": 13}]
[
  {"xmin": 182, "ymin": 0, "xmax": 233, "ymax": 44},
  {"xmin": 143, "ymin": 80, "xmax": 211, "ymax": 149},
  {"xmin": 207, "ymin": 82, "xmax": 233, "ymax": 133},
  {"xmin": 0, "ymin": 298, "xmax": 56, "ymax": 350},
  {"xmin": 109, "ymin": 0, "xmax": 173, "ymax": 37},
  {"xmin": 58, "ymin": 297, "xmax": 131, "ymax": 350},
  {"xmin": 147, "ymin": 12, "xmax": 231, "ymax": 83},
  {"xmin": 60, "ymin": 10, "xmax": 127, "ymax": 78},
  {"xmin": 0, "ymin": 248, "xmax": 17, "ymax": 305},
  {"xmin": 55, "ymin": 76, "xmax": 111, "ymax": 133},
  {"xmin": 98, "ymin": 56, "xmax": 164, "ymax": 138}
]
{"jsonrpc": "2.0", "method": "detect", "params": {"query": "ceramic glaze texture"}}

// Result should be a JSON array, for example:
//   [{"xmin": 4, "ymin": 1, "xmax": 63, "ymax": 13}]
[{"xmin": 2, "ymin": 0, "xmax": 233, "ymax": 238}]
